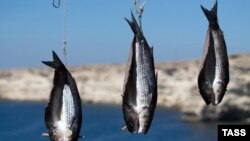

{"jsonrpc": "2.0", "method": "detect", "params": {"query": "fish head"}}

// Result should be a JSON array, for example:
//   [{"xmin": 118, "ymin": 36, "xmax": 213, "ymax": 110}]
[
  {"xmin": 212, "ymin": 81, "xmax": 226, "ymax": 105},
  {"xmin": 126, "ymin": 117, "xmax": 139, "ymax": 134},
  {"xmin": 138, "ymin": 107, "xmax": 152, "ymax": 134},
  {"xmin": 123, "ymin": 105, "xmax": 139, "ymax": 134},
  {"xmin": 199, "ymin": 81, "xmax": 213, "ymax": 105}
]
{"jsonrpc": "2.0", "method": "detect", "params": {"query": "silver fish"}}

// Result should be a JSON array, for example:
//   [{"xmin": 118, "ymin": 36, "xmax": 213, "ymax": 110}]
[
  {"xmin": 122, "ymin": 12, "xmax": 157, "ymax": 134},
  {"xmin": 42, "ymin": 51, "xmax": 82, "ymax": 141},
  {"xmin": 198, "ymin": 1, "xmax": 229, "ymax": 105}
]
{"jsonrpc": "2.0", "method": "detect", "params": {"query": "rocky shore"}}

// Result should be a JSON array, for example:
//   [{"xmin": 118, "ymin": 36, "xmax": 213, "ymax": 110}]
[{"xmin": 0, "ymin": 54, "xmax": 249, "ymax": 122}]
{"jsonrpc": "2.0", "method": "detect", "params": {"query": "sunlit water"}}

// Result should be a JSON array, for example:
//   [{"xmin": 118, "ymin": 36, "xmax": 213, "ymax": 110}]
[{"xmin": 0, "ymin": 101, "xmax": 216, "ymax": 141}]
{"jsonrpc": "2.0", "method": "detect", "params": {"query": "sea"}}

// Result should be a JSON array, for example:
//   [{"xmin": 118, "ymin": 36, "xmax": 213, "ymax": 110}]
[{"xmin": 0, "ymin": 101, "xmax": 217, "ymax": 141}]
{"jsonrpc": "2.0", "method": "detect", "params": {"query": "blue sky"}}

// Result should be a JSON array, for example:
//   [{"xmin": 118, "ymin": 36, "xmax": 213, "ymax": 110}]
[{"xmin": 0, "ymin": 0, "xmax": 249, "ymax": 68}]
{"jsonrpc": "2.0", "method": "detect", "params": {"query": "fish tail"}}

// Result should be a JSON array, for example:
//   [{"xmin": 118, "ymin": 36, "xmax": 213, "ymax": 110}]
[
  {"xmin": 42, "ymin": 50, "xmax": 64, "ymax": 69},
  {"xmin": 124, "ymin": 10, "xmax": 141, "ymax": 34},
  {"xmin": 201, "ymin": 0, "xmax": 219, "ymax": 29}
]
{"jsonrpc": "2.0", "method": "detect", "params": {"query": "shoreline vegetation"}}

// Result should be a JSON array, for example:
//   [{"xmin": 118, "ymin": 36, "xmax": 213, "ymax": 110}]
[{"xmin": 0, "ymin": 54, "xmax": 250, "ymax": 122}]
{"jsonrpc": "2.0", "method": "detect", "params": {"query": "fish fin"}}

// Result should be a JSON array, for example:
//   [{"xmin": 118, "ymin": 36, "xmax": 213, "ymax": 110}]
[
  {"xmin": 190, "ymin": 88, "xmax": 203, "ymax": 98},
  {"xmin": 42, "ymin": 132, "xmax": 49, "ymax": 137},
  {"xmin": 121, "ymin": 126, "xmax": 127, "ymax": 131},
  {"xmin": 194, "ymin": 88, "xmax": 200, "ymax": 95},
  {"xmin": 122, "ymin": 37, "xmax": 135, "ymax": 91},
  {"xmin": 125, "ymin": 10, "xmax": 140, "ymax": 34},
  {"xmin": 225, "ymin": 88, "xmax": 230, "ymax": 94},
  {"xmin": 149, "ymin": 72, "xmax": 158, "ymax": 110},
  {"xmin": 150, "ymin": 46, "xmax": 154, "ymax": 56},
  {"xmin": 122, "ymin": 36, "xmax": 136, "ymax": 99},
  {"xmin": 45, "ymin": 86, "xmax": 63, "ymax": 129},
  {"xmin": 42, "ymin": 50, "xmax": 65, "ymax": 69},
  {"xmin": 201, "ymin": 0, "xmax": 219, "ymax": 29}
]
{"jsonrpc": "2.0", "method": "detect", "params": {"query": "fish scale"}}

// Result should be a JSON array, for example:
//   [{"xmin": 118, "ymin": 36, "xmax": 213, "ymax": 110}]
[
  {"xmin": 135, "ymin": 42, "xmax": 153, "ymax": 107},
  {"xmin": 212, "ymin": 30, "xmax": 223, "ymax": 81},
  {"xmin": 62, "ymin": 84, "xmax": 75, "ymax": 125}
]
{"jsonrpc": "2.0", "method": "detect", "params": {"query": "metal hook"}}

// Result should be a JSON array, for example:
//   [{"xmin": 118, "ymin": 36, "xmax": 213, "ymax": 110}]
[
  {"xmin": 53, "ymin": 0, "xmax": 60, "ymax": 8},
  {"xmin": 63, "ymin": 40, "xmax": 67, "ymax": 67}
]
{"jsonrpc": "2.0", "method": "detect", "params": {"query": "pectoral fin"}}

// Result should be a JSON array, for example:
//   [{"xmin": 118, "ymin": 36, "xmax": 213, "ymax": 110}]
[{"xmin": 42, "ymin": 132, "xmax": 49, "ymax": 137}]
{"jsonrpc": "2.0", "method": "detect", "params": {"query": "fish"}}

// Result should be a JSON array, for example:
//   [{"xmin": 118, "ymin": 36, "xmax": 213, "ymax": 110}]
[
  {"xmin": 122, "ymin": 11, "xmax": 158, "ymax": 134},
  {"xmin": 42, "ymin": 51, "xmax": 82, "ymax": 141},
  {"xmin": 198, "ymin": 0, "xmax": 229, "ymax": 106}
]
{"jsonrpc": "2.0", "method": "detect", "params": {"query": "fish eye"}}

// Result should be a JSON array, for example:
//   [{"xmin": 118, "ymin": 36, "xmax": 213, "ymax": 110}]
[{"xmin": 216, "ymin": 89, "xmax": 221, "ymax": 93}]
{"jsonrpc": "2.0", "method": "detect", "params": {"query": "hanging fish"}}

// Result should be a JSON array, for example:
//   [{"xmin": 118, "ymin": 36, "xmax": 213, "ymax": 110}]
[
  {"xmin": 42, "ymin": 51, "xmax": 82, "ymax": 141},
  {"xmin": 198, "ymin": 1, "xmax": 229, "ymax": 105},
  {"xmin": 122, "ymin": 11, "xmax": 157, "ymax": 134}
]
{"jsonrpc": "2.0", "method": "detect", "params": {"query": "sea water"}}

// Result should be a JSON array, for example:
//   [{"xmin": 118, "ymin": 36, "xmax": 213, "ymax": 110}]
[{"xmin": 0, "ymin": 101, "xmax": 216, "ymax": 141}]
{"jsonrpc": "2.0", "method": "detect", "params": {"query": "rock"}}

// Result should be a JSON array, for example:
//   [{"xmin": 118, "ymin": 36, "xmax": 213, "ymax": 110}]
[{"xmin": 0, "ymin": 54, "xmax": 249, "ymax": 122}]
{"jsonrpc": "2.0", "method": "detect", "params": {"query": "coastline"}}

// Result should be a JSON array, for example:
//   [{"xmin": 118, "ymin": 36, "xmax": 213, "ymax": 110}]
[{"xmin": 1, "ymin": 54, "xmax": 250, "ymax": 122}]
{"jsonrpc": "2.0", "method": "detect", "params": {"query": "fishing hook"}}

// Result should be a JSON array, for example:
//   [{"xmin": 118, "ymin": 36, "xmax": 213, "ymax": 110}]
[{"xmin": 53, "ymin": 0, "xmax": 60, "ymax": 8}]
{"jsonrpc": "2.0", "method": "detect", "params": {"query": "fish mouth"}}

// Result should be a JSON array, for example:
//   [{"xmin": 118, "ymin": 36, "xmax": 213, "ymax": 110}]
[
  {"xmin": 211, "ymin": 93, "xmax": 222, "ymax": 105},
  {"xmin": 211, "ymin": 81, "xmax": 225, "ymax": 105},
  {"xmin": 123, "ymin": 107, "xmax": 151, "ymax": 134},
  {"xmin": 200, "ymin": 83, "xmax": 225, "ymax": 106},
  {"xmin": 132, "ymin": 117, "xmax": 149, "ymax": 134},
  {"xmin": 51, "ymin": 129, "xmax": 73, "ymax": 141},
  {"xmin": 137, "ymin": 108, "xmax": 151, "ymax": 134},
  {"xmin": 211, "ymin": 92, "xmax": 223, "ymax": 105},
  {"xmin": 138, "ymin": 127, "xmax": 146, "ymax": 134},
  {"xmin": 211, "ymin": 99, "xmax": 219, "ymax": 106}
]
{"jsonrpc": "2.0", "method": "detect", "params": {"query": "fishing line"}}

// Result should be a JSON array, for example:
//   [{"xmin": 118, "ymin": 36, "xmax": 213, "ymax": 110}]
[
  {"xmin": 133, "ymin": 0, "xmax": 145, "ymax": 30},
  {"xmin": 63, "ymin": 0, "xmax": 68, "ymax": 67},
  {"xmin": 52, "ymin": 0, "xmax": 68, "ymax": 67}
]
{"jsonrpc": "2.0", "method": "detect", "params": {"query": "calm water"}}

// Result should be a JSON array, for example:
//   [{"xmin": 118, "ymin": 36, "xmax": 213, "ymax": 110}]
[{"xmin": 0, "ymin": 102, "xmax": 217, "ymax": 141}]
